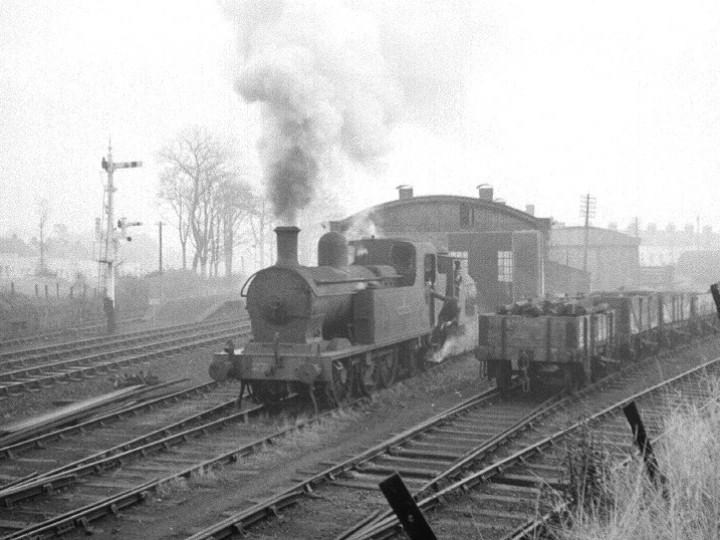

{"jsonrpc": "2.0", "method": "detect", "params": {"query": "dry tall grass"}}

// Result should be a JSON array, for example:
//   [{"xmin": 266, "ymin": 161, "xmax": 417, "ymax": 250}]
[{"xmin": 554, "ymin": 376, "xmax": 720, "ymax": 540}]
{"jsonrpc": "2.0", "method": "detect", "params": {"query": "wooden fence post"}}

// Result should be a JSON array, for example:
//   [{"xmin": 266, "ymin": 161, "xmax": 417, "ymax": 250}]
[
  {"xmin": 379, "ymin": 473, "xmax": 437, "ymax": 540},
  {"xmin": 623, "ymin": 401, "xmax": 668, "ymax": 496}
]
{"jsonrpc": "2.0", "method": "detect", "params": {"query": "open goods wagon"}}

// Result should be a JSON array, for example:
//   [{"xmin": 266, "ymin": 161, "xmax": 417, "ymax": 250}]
[
  {"xmin": 481, "ymin": 289, "xmax": 718, "ymax": 393},
  {"xmin": 589, "ymin": 290, "xmax": 717, "ymax": 358},
  {"xmin": 477, "ymin": 303, "xmax": 615, "ymax": 392}
]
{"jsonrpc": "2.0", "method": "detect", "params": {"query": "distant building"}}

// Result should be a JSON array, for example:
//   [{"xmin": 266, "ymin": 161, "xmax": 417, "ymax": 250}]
[
  {"xmin": 549, "ymin": 226, "xmax": 640, "ymax": 292},
  {"xmin": 638, "ymin": 225, "xmax": 720, "ymax": 267}
]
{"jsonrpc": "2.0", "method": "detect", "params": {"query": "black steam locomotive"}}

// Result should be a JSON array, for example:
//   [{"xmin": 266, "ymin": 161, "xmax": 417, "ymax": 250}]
[{"xmin": 209, "ymin": 226, "xmax": 477, "ymax": 406}]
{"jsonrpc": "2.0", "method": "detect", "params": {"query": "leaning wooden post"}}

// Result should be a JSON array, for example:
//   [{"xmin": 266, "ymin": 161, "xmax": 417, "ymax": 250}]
[
  {"xmin": 623, "ymin": 401, "xmax": 668, "ymax": 496},
  {"xmin": 710, "ymin": 283, "xmax": 720, "ymax": 320},
  {"xmin": 379, "ymin": 473, "xmax": 438, "ymax": 540}
]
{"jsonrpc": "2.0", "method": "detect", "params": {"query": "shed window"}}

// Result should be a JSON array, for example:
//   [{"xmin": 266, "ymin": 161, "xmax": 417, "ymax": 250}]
[{"xmin": 498, "ymin": 251, "xmax": 513, "ymax": 283}]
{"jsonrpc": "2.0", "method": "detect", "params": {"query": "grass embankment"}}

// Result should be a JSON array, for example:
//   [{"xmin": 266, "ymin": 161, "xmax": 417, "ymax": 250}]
[{"xmin": 555, "ymin": 376, "xmax": 720, "ymax": 540}]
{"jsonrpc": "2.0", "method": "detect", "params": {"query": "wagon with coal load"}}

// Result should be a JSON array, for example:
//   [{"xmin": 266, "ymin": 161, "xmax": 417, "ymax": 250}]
[{"xmin": 476, "ymin": 302, "xmax": 615, "ymax": 392}]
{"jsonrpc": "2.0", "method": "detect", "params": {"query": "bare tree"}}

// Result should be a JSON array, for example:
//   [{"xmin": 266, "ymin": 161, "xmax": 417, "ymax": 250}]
[
  {"xmin": 158, "ymin": 168, "xmax": 192, "ymax": 269},
  {"xmin": 158, "ymin": 128, "xmax": 235, "ymax": 276},
  {"xmin": 158, "ymin": 127, "xmax": 257, "ymax": 277},
  {"xmin": 217, "ymin": 179, "xmax": 255, "ymax": 276},
  {"xmin": 245, "ymin": 194, "xmax": 274, "ymax": 270}
]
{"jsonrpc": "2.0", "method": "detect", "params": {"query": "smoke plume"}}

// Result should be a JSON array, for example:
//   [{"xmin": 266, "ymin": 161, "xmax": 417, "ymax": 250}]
[
  {"xmin": 225, "ymin": 0, "xmax": 479, "ymax": 223},
  {"xmin": 227, "ymin": 0, "xmax": 399, "ymax": 223}
]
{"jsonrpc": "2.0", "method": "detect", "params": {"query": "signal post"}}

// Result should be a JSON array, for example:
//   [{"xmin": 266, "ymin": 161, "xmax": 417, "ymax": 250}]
[{"xmin": 101, "ymin": 144, "xmax": 142, "ymax": 333}]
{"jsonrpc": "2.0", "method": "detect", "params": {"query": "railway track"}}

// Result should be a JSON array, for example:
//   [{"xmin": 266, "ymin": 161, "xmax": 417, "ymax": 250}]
[
  {"xmin": 0, "ymin": 382, "xmax": 265, "ymax": 508},
  {"xmin": 0, "ymin": 314, "xmax": 145, "ymax": 351},
  {"xmin": 0, "ymin": 318, "xmax": 240, "ymax": 365},
  {"xmin": 0, "ymin": 319, "xmax": 250, "ymax": 397},
  {"xmin": 0, "ymin": 384, "xmax": 340, "ymax": 540},
  {"xmin": 0, "ymin": 354, "xmax": 479, "ymax": 539},
  {"xmin": 339, "ymin": 358, "xmax": 720, "ymax": 539},
  {"xmin": 349, "ymin": 359, "xmax": 720, "ymax": 540},
  {"xmin": 180, "ymin": 335, "xmax": 720, "ymax": 540},
  {"xmin": 161, "ymin": 385, "xmax": 562, "ymax": 540}
]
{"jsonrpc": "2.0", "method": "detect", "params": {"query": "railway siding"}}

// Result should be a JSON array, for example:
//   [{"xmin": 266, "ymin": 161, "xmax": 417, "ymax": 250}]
[
  {"xmin": 182, "ymin": 336, "xmax": 720, "ymax": 540},
  {"xmin": 0, "ymin": 319, "xmax": 249, "ymax": 397},
  {"xmin": 345, "ymin": 361, "xmax": 720, "ymax": 539}
]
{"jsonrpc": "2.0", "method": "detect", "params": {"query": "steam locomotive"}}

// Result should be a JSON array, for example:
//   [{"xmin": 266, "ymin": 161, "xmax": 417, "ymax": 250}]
[{"xmin": 209, "ymin": 226, "xmax": 477, "ymax": 406}]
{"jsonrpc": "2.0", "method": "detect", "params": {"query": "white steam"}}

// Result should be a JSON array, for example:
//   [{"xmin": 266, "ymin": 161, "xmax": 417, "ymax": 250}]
[{"xmin": 344, "ymin": 210, "xmax": 380, "ymax": 240}]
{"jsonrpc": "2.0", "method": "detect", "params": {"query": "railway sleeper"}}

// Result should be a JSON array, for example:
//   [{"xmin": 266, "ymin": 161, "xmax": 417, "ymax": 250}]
[
  {"xmin": 356, "ymin": 463, "xmax": 440, "ymax": 479},
  {"xmin": 389, "ymin": 447, "xmax": 460, "ymax": 462}
]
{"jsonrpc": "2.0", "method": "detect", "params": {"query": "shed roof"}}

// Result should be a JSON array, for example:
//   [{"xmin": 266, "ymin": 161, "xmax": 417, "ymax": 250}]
[{"xmin": 340, "ymin": 194, "xmax": 551, "ymax": 231}]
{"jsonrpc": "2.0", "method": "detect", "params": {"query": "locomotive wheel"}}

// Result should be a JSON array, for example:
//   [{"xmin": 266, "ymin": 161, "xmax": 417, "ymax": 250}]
[
  {"xmin": 407, "ymin": 344, "xmax": 430, "ymax": 378},
  {"xmin": 326, "ymin": 360, "xmax": 353, "ymax": 407},
  {"xmin": 376, "ymin": 353, "xmax": 398, "ymax": 388},
  {"xmin": 358, "ymin": 360, "xmax": 380, "ymax": 396}
]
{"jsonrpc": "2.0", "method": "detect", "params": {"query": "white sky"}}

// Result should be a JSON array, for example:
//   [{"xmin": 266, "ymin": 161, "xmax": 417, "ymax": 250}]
[{"xmin": 2, "ymin": 0, "xmax": 719, "ymax": 246}]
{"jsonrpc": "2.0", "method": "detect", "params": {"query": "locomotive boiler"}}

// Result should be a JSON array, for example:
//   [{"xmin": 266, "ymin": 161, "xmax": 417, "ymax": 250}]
[{"xmin": 210, "ymin": 226, "xmax": 475, "ymax": 406}]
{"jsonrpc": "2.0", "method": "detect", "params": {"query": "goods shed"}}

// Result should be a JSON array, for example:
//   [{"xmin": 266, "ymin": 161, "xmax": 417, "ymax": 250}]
[{"xmin": 335, "ymin": 186, "xmax": 584, "ymax": 310}]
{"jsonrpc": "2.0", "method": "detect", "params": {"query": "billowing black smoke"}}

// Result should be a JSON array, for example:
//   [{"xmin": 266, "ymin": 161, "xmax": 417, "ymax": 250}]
[
  {"xmin": 269, "ymin": 146, "xmax": 318, "ymax": 224},
  {"xmin": 229, "ymin": 0, "xmax": 399, "ymax": 223},
  {"xmin": 225, "ymin": 0, "xmax": 478, "ymax": 224}
]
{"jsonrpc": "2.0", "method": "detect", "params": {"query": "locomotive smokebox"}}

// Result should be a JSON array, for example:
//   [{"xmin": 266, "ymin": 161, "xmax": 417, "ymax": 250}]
[
  {"xmin": 318, "ymin": 231, "xmax": 348, "ymax": 268},
  {"xmin": 275, "ymin": 226, "xmax": 300, "ymax": 266}
]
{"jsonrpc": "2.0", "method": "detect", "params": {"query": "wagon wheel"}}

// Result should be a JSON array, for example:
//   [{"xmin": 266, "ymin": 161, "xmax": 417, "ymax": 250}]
[
  {"xmin": 249, "ymin": 381, "xmax": 288, "ymax": 404},
  {"xmin": 495, "ymin": 361, "xmax": 512, "ymax": 393},
  {"xmin": 562, "ymin": 364, "xmax": 585, "ymax": 394},
  {"xmin": 326, "ymin": 360, "xmax": 353, "ymax": 407},
  {"xmin": 376, "ymin": 352, "xmax": 398, "ymax": 388}
]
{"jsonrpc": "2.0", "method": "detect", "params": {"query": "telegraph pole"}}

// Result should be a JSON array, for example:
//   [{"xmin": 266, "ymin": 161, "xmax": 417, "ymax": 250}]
[
  {"xmin": 580, "ymin": 194, "xmax": 596, "ymax": 276},
  {"xmin": 101, "ymin": 142, "xmax": 142, "ymax": 333}
]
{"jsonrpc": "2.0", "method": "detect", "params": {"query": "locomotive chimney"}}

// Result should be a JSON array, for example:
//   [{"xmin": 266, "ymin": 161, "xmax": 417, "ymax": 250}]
[{"xmin": 275, "ymin": 226, "xmax": 300, "ymax": 266}]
